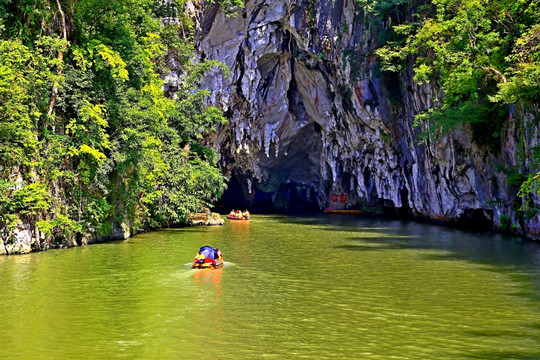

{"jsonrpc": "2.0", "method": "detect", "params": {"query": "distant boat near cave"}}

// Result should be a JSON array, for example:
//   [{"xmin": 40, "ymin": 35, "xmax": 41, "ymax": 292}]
[
  {"xmin": 227, "ymin": 210, "xmax": 251, "ymax": 221},
  {"xmin": 324, "ymin": 209, "xmax": 364, "ymax": 215}
]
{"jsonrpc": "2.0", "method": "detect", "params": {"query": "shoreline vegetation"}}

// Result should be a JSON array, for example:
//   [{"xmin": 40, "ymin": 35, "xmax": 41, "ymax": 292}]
[
  {"xmin": 1, "ymin": 210, "xmax": 536, "ymax": 256},
  {"xmin": 0, "ymin": 0, "xmax": 231, "ymax": 254}
]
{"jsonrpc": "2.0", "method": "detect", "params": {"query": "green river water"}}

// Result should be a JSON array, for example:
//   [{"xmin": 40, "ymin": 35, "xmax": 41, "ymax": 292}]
[{"xmin": 2, "ymin": 214, "xmax": 540, "ymax": 359}]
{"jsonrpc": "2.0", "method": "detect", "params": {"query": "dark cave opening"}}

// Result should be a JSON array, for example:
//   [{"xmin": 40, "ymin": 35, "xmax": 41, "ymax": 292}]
[
  {"xmin": 213, "ymin": 176, "xmax": 320, "ymax": 214},
  {"xmin": 456, "ymin": 209, "xmax": 494, "ymax": 231},
  {"xmin": 379, "ymin": 189, "xmax": 413, "ymax": 218},
  {"xmin": 276, "ymin": 181, "xmax": 320, "ymax": 214},
  {"xmin": 212, "ymin": 176, "xmax": 250, "ymax": 214}
]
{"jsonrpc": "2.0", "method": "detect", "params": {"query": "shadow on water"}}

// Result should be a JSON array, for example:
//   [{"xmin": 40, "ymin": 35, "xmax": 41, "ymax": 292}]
[
  {"xmin": 267, "ymin": 213, "xmax": 540, "ymax": 301},
  {"xmin": 464, "ymin": 350, "xmax": 540, "ymax": 360},
  {"xmin": 337, "ymin": 243, "xmax": 406, "ymax": 252},
  {"xmin": 463, "ymin": 328, "xmax": 540, "ymax": 341}
]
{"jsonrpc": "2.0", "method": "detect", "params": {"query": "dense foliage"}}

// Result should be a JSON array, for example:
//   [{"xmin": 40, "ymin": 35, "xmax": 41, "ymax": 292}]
[
  {"xmin": 374, "ymin": 0, "xmax": 540, "ymax": 200},
  {"xmin": 0, "ymin": 0, "xmax": 229, "ymax": 243}
]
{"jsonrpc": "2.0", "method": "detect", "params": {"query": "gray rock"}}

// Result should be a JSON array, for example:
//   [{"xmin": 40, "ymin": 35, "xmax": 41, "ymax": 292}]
[{"xmin": 190, "ymin": 0, "xmax": 540, "ymax": 240}]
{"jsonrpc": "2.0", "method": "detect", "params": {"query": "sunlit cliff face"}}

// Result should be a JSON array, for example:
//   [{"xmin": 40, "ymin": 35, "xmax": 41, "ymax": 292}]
[
  {"xmin": 193, "ymin": 0, "xmax": 400, "ymax": 212},
  {"xmin": 186, "ymin": 0, "xmax": 540, "ymax": 237}
]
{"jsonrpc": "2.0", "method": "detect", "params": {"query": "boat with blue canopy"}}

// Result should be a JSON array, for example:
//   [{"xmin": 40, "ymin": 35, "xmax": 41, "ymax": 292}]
[{"xmin": 192, "ymin": 246, "xmax": 224, "ymax": 269}]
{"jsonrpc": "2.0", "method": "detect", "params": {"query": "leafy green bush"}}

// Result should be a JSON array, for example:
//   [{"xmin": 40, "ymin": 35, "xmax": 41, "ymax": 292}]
[{"xmin": 0, "ymin": 0, "xmax": 229, "ymax": 242}]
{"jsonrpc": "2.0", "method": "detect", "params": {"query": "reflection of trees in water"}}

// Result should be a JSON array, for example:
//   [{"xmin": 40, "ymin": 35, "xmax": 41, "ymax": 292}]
[{"xmin": 2, "ymin": 253, "xmax": 35, "ymax": 287}]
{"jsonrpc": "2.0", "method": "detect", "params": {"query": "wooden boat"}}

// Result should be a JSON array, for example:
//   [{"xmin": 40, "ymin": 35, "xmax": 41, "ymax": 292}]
[{"xmin": 324, "ymin": 209, "xmax": 364, "ymax": 214}]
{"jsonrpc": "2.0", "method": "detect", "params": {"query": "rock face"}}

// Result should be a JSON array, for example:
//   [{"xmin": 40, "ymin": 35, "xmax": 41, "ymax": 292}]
[
  {"xmin": 0, "ymin": 223, "xmax": 33, "ymax": 255},
  {"xmin": 0, "ymin": 220, "xmax": 134, "ymax": 255},
  {"xmin": 186, "ymin": 212, "xmax": 226, "ymax": 225},
  {"xmin": 192, "ymin": 0, "xmax": 540, "ymax": 239}
]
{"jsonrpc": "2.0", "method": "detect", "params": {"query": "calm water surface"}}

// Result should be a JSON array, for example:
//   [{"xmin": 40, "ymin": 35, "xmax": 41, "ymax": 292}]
[{"xmin": 2, "ymin": 215, "xmax": 540, "ymax": 359}]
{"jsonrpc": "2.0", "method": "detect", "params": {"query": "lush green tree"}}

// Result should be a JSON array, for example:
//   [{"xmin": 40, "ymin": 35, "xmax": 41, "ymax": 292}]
[
  {"xmin": 375, "ymin": 0, "xmax": 540, "ymax": 203},
  {"xmin": 0, "ymin": 0, "xmax": 228, "ymax": 243},
  {"xmin": 376, "ymin": 0, "xmax": 539, "ymax": 131}
]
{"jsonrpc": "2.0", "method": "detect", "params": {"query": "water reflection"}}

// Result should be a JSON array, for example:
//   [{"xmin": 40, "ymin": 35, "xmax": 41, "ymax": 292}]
[
  {"xmin": 193, "ymin": 268, "xmax": 223, "ymax": 294},
  {"xmin": 2, "ymin": 215, "xmax": 540, "ymax": 359},
  {"xmin": 191, "ymin": 268, "xmax": 225, "ymax": 339}
]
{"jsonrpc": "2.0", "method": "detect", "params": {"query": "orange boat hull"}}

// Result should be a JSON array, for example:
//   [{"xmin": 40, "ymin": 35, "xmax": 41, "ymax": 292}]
[
  {"xmin": 192, "ymin": 261, "xmax": 224, "ymax": 269},
  {"xmin": 324, "ymin": 209, "xmax": 363, "ymax": 214},
  {"xmin": 227, "ymin": 215, "xmax": 250, "ymax": 220}
]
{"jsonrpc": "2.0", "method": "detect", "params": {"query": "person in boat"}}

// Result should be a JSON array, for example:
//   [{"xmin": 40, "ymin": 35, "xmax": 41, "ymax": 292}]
[
  {"xmin": 193, "ymin": 251, "xmax": 205, "ymax": 265},
  {"xmin": 243, "ymin": 210, "xmax": 250, "ymax": 219},
  {"xmin": 216, "ymin": 248, "xmax": 223, "ymax": 262}
]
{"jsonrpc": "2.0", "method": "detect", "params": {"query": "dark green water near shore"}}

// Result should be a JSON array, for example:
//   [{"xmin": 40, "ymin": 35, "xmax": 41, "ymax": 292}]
[{"xmin": 2, "ymin": 215, "xmax": 540, "ymax": 359}]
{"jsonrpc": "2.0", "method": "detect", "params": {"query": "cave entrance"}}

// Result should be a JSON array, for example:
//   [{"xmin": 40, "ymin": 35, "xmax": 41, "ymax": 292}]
[
  {"xmin": 213, "ymin": 176, "xmax": 320, "ymax": 214},
  {"xmin": 212, "ymin": 176, "xmax": 250, "ymax": 214},
  {"xmin": 456, "ymin": 209, "xmax": 493, "ymax": 231},
  {"xmin": 272, "ymin": 181, "xmax": 320, "ymax": 214}
]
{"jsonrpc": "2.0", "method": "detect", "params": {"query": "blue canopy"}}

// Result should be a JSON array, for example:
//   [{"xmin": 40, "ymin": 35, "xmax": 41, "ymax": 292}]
[{"xmin": 199, "ymin": 246, "xmax": 218, "ymax": 260}]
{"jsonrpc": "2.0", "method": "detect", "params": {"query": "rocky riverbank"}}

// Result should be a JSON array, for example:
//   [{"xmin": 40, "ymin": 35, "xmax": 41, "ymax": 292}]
[
  {"xmin": 0, "ymin": 221, "xmax": 134, "ymax": 255},
  {"xmin": 1, "ymin": 213, "xmax": 227, "ymax": 255}
]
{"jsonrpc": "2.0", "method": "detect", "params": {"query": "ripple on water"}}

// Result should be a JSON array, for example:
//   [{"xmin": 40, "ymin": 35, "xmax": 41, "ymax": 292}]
[{"xmin": 1, "ymin": 215, "xmax": 540, "ymax": 359}]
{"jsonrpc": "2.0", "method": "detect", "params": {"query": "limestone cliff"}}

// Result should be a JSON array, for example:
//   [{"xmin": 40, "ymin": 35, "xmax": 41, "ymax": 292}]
[{"xmin": 188, "ymin": 0, "xmax": 540, "ymax": 239}]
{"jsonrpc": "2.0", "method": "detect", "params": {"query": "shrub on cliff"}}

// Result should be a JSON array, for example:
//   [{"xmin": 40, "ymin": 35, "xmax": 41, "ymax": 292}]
[{"xmin": 375, "ymin": 0, "xmax": 540, "ymax": 202}]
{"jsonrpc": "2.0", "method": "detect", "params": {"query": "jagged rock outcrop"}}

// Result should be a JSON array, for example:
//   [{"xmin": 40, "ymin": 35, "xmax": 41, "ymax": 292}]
[
  {"xmin": 0, "ymin": 223, "xmax": 33, "ymax": 255},
  {"xmin": 191, "ymin": 0, "xmax": 540, "ymax": 239},
  {"xmin": 0, "ymin": 220, "xmax": 134, "ymax": 255}
]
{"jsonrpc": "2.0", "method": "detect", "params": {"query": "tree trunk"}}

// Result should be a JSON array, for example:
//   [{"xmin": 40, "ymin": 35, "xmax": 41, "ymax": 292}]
[{"xmin": 47, "ymin": 0, "xmax": 68, "ymax": 118}]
